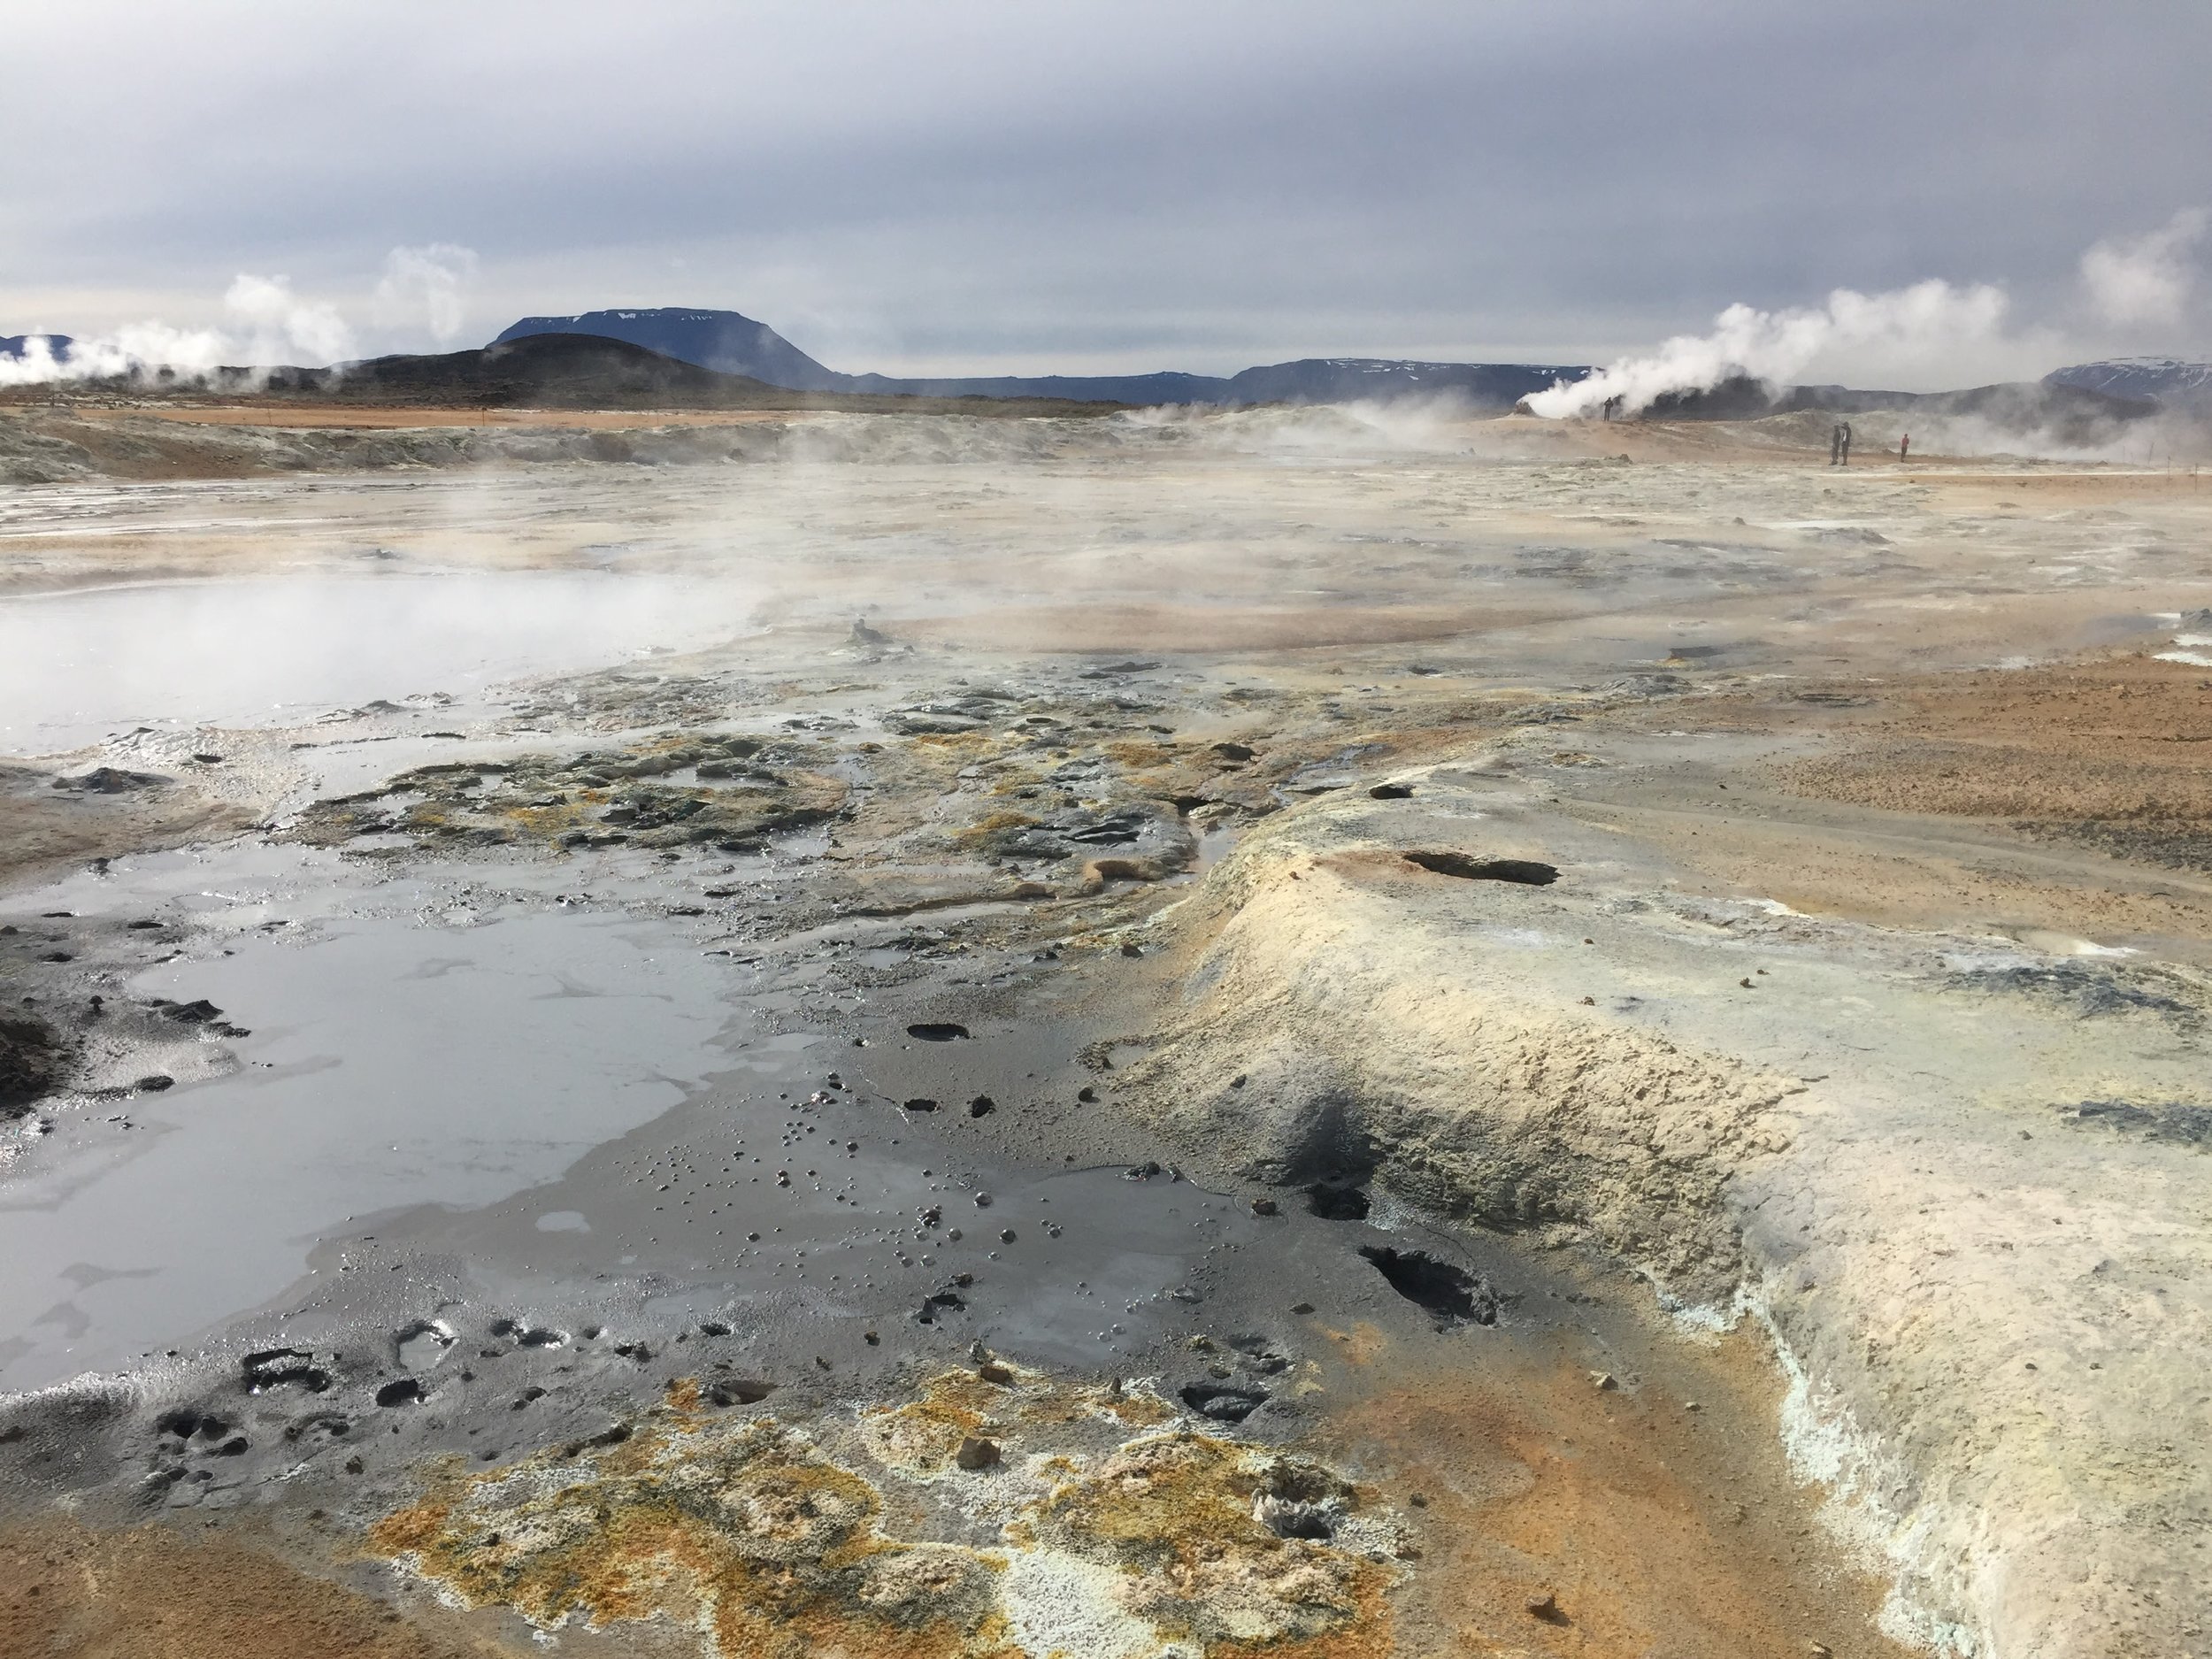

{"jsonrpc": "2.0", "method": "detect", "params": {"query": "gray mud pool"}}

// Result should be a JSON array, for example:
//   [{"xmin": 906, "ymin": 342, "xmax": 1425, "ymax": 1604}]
[{"xmin": 0, "ymin": 571, "xmax": 759, "ymax": 752}]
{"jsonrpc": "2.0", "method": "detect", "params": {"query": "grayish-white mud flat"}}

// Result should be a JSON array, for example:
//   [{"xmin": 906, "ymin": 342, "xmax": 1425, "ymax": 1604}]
[{"xmin": 3, "ymin": 410, "xmax": 2210, "ymax": 1659}]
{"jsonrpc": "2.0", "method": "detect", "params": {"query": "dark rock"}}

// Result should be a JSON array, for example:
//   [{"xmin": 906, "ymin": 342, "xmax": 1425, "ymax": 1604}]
[
  {"xmin": 134, "ymin": 1075, "xmax": 174, "ymax": 1092},
  {"xmin": 1369, "ymin": 782, "xmax": 1416, "ymax": 799},
  {"xmin": 53, "ymin": 768, "xmax": 171, "ymax": 794},
  {"xmin": 1179, "ymin": 1383, "xmax": 1268, "ymax": 1423},
  {"xmin": 374, "ymin": 1379, "xmax": 425, "ymax": 1408},
  {"xmin": 0, "ymin": 1012, "xmax": 67, "ymax": 1118},
  {"xmin": 955, "ymin": 1435, "xmax": 1002, "ymax": 1471}
]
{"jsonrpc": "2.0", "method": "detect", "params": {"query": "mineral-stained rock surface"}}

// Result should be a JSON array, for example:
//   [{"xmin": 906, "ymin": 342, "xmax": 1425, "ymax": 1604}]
[{"xmin": 373, "ymin": 1370, "xmax": 1404, "ymax": 1659}]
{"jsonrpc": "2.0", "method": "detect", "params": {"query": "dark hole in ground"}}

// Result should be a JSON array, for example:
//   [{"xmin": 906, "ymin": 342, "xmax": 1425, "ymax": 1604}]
[
  {"xmin": 374, "ymin": 1379, "xmax": 425, "ymax": 1408},
  {"xmin": 903, "ymin": 1097, "xmax": 940, "ymax": 1112},
  {"xmin": 242, "ymin": 1347, "xmax": 330, "ymax": 1394},
  {"xmin": 706, "ymin": 1379, "xmax": 775, "ymax": 1407},
  {"xmin": 967, "ymin": 1094, "xmax": 996, "ymax": 1118},
  {"xmin": 1402, "ymin": 851, "xmax": 1558, "ymax": 886},
  {"xmin": 906, "ymin": 1023, "xmax": 971, "ymax": 1041},
  {"xmin": 1305, "ymin": 1182, "xmax": 1371, "ymax": 1220},
  {"xmin": 1179, "ymin": 1383, "xmax": 1269, "ymax": 1423},
  {"xmin": 1369, "ymin": 783, "xmax": 1415, "ymax": 800},
  {"xmin": 1359, "ymin": 1246, "xmax": 1499, "ymax": 1325}
]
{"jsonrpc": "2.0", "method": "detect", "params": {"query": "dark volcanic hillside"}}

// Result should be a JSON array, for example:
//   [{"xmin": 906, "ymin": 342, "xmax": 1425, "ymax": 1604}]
[
  {"xmin": 490, "ymin": 305, "xmax": 1586, "ymax": 408},
  {"xmin": 242, "ymin": 335, "xmax": 1110, "ymax": 414},
  {"xmin": 277, "ymin": 334, "xmax": 787, "ymax": 407},
  {"xmin": 495, "ymin": 308, "xmax": 847, "ymax": 391}
]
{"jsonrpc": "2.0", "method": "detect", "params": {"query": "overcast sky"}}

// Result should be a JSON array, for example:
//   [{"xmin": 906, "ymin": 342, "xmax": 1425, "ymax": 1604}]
[{"xmin": 4, "ymin": 1, "xmax": 2208, "ymax": 380}]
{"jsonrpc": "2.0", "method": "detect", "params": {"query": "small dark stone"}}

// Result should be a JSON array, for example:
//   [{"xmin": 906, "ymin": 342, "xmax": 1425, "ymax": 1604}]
[
  {"xmin": 966, "ymin": 1094, "xmax": 996, "ymax": 1118},
  {"xmin": 979, "ymin": 1362, "xmax": 1014, "ymax": 1385},
  {"xmin": 1250, "ymin": 1196, "xmax": 1279, "ymax": 1217},
  {"xmin": 1369, "ymin": 782, "xmax": 1415, "ymax": 799},
  {"xmin": 135, "ymin": 1075, "xmax": 174, "ymax": 1093},
  {"xmin": 374, "ymin": 1379, "xmax": 426, "ymax": 1408}
]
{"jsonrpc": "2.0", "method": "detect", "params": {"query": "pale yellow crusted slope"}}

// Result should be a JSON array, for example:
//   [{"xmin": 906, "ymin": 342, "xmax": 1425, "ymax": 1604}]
[{"xmin": 1125, "ymin": 781, "xmax": 2212, "ymax": 1659}]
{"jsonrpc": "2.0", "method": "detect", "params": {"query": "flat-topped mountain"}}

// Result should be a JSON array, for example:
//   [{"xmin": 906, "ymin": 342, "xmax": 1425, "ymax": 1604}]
[{"xmin": 494, "ymin": 308, "xmax": 847, "ymax": 391}]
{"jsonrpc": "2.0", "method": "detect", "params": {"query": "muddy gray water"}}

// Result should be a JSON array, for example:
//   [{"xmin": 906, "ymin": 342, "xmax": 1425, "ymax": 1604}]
[
  {"xmin": 0, "ymin": 571, "xmax": 761, "ymax": 752},
  {"xmin": 0, "ymin": 844, "xmax": 746, "ymax": 1388}
]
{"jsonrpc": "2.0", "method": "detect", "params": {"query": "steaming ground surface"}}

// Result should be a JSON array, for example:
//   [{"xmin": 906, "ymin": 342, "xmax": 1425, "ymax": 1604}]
[{"xmin": 3, "ymin": 407, "xmax": 2210, "ymax": 1659}]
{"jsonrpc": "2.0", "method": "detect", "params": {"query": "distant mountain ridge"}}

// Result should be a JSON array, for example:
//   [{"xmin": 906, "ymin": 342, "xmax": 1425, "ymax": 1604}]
[
  {"xmin": 494, "ymin": 306, "xmax": 1583, "ymax": 408},
  {"xmin": 2045, "ymin": 357, "xmax": 2212, "ymax": 409},
  {"xmin": 0, "ymin": 333, "xmax": 73, "ymax": 360}
]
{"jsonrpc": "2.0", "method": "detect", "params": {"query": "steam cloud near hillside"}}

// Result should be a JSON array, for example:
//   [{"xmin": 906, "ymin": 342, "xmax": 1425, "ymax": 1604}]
[
  {"xmin": 1527, "ymin": 210, "xmax": 2207, "ymax": 419},
  {"xmin": 0, "ymin": 246, "xmax": 476, "ymax": 388}
]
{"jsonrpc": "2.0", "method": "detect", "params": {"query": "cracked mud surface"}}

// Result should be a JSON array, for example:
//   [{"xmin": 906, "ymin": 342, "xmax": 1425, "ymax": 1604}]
[{"xmin": 4, "ymin": 407, "xmax": 2210, "ymax": 1657}]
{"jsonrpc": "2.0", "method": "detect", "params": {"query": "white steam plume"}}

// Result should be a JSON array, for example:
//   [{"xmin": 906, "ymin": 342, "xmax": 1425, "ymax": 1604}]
[
  {"xmin": 0, "ymin": 273, "xmax": 357, "ymax": 388},
  {"xmin": 373, "ymin": 243, "xmax": 479, "ymax": 346},
  {"xmin": 223, "ymin": 273, "xmax": 356, "ymax": 365},
  {"xmin": 2080, "ymin": 208, "xmax": 2207, "ymax": 326},
  {"xmin": 1525, "ymin": 280, "xmax": 2009, "ymax": 419}
]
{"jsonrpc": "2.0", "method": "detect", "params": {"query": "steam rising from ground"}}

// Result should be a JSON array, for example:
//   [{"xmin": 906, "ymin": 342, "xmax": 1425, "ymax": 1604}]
[
  {"xmin": 0, "ymin": 244, "xmax": 480, "ymax": 387},
  {"xmin": 1525, "ymin": 280, "xmax": 2011, "ymax": 419},
  {"xmin": 372, "ymin": 244, "xmax": 480, "ymax": 346},
  {"xmin": 1529, "ymin": 210, "xmax": 2209, "ymax": 420},
  {"xmin": 2081, "ymin": 207, "xmax": 2208, "ymax": 326}
]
